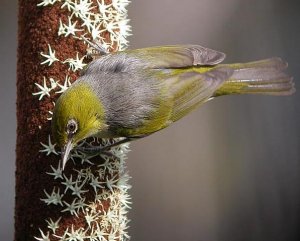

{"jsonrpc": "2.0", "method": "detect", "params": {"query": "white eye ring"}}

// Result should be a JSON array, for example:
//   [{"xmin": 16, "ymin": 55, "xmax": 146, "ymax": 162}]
[{"xmin": 66, "ymin": 119, "xmax": 78, "ymax": 135}]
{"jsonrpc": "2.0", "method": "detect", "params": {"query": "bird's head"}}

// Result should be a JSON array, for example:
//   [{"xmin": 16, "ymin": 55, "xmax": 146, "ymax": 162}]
[{"xmin": 51, "ymin": 82, "xmax": 107, "ymax": 169}]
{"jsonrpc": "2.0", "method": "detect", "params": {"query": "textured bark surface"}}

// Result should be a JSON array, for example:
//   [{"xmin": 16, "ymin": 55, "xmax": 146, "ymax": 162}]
[{"xmin": 16, "ymin": 0, "xmax": 128, "ymax": 240}]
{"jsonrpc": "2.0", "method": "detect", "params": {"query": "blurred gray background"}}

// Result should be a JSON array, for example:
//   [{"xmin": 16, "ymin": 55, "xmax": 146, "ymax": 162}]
[{"xmin": 1, "ymin": 0, "xmax": 299, "ymax": 240}]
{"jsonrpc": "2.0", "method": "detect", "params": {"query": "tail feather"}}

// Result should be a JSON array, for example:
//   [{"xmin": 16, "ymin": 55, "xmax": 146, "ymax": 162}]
[{"xmin": 214, "ymin": 58, "xmax": 295, "ymax": 96}]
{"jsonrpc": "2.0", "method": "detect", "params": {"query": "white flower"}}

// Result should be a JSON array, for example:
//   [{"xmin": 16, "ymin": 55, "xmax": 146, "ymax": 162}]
[
  {"xmin": 76, "ymin": 198, "xmax": 88, "ymax": 212},
  {"xmin": 46, "ymin": 217, "xmax": 61, "ymax": 233},
  {"xmin": 40, "ymin": 44, "xmax": 59, "ymax": 66},
  {"xmin": 94, "ymin": 223, "xmax": 108, "ymax": 240},
  {"xmin": 40, "ymin": 135, "xmax": 58, "ymax": 156},
  {"xmin": 64, "ymin": 52, "xmax": 86, "ymax": 71},
  {"xmin": 56, "ymin": 75, "xmax": 72, "ymax": 94},
  {"xmin": 53, "ymin": 228, "xmax": 69, "ymax": 241},
  {"xmin": 97, "ymin": 0, "xmax": 113, "ymax": 17},
  {"xmin": 32, "ymin": 77, "xmax": 52, "ymax": 100},
  {"xmin": 80, "ymin": 15, "xmax": 94, "ymax": 32},
  {"xmin": 62, "ymin": 199, "xmax": 80, "ymax": 216},
  {"xmin": 61, "ymin": 174, "xmax": 76, "ymax": 193},
  {"xmin": 47, "ymin": 162, "xmax": 63, "ymax": 180},
  {"xmin": 118, "ymin": 191, "xmax": 132, "ymax": 209},
  {"xmin": 41, "ymin": 187, "xmax": 64, "ymax": 206},
  {"xmin": 34, "ymin": 229, "xmax": 50, "ymax": 241},
  {"xmin": 64, "ymin": 225, "xmax": 87, "ymax": 241},
  {"xmin": 84, "ymin": 211, "xmax": 98, "ymax": 228},
  {"xmin": 90, "ymin": 175, "xmax": 104, "ymax": 193},
  {"xmin": 71, "ymin": 0, "xmax": 94, "ymax": 18},
  {"xmin": 103, "ymin": 20, "xmax": 118, "ymax": 36},
  {"xmin": 64, "ymin": 16, "xmax": 82, "ymax": 37},
  {"xmin": 118, "ymin": 19, "xmax": 131, "ymax": 38},
  {"xmin": 58, "ymin": 19, "xmax": 66, "ymax": 36},
  {"xmin": 90, "ymin": 22, "xmax": 102, "ymax": 40},
  {"xmin": 105, "ymin": 175, "xmax": 119, "ymax": 191},
  {"xmin": 70, "ymin": 178, "xmax": 88, "ymax": 198}
]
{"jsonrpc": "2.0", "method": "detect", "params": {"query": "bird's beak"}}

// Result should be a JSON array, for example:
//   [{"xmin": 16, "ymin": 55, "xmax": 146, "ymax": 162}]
[{"xmin": 61, "ymin": 139, "xmax": 73, "ymax": 170}]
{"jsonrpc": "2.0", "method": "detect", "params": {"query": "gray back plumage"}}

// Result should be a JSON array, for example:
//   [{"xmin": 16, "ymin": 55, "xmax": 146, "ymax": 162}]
[{"xmin": 77, "ymin": 52, "xmax": 162, "ymax": 130}]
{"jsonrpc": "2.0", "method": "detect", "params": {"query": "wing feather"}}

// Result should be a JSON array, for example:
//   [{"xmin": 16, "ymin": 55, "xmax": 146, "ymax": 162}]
[
  {"xmin": 164, "ymin": 67, "xmax": 233, "ymax": 121},
  {"xmin": 127, "ymin": 45, "xmax": 226, "ymax": 68},
  {"xmin": 84, "ymin": 45, "xmax": 226, "ymax": 75}
]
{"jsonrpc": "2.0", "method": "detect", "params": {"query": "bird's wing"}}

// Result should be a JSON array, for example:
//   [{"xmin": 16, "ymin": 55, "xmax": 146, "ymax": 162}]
[
  {"xmin": 163, "ymin": 67, "xmax": 233, "ymax": 122},
  {"xmin": 83, "ymin": 45, "xmax": 226, "ymax": 75},
  {"xmin": 127, "ymin": 45, "xmax": 226, "ymax": 68},
  {"xmin": 114, "ymin": 67, "xmax": 234, "ymax": 136}
]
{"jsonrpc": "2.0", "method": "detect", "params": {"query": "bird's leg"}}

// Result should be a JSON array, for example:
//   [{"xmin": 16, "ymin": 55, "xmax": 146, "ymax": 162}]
[
  {"xmin": 81, "ymin": 35, "xmax": 108, "ymax": 57},
  {"xmin": 77, "ymin": 137, "xmax": 139, "ymax": 155}
]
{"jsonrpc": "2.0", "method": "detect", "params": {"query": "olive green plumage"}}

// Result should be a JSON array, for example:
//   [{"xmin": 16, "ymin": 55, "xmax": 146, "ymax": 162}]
[{"xmin": 51, "ymin": 45, "xmax": 295, "ymax": 169}]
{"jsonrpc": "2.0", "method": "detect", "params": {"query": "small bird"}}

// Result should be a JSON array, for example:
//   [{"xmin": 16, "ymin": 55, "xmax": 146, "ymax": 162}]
[{"xmin": 51, "ymin": 45, "xmax": 295, "ymax": 169}]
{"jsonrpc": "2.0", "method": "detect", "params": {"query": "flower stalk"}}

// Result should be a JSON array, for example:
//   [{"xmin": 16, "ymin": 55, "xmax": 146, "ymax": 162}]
[{"xmin": 16, "ymin": 0, "xmax": 131, "ymax": 240}]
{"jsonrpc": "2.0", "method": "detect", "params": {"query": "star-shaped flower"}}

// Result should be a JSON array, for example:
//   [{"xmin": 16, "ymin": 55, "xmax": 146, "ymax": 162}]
[
  {"xmin": 64, "ymin": 17, "xmax": 82, "ymax": 37},
  {"xmin": 40, "ymin": 135, "xmax": 58, "ymax": 156},
  {"xmin": 105, "ymin": 175, "xmax": 119, "ymax": 191},
  {"xmin": 107, "ymin": 229, "xmax": 118, "ymax": 241},
  {"xmin": 40, "ymin": 44, "xmax": 59, "ymax": 66},
  {"xmin": 64, "ymin": 53, "xmax": 86, "ymax": 72},
  {"xmin": 85, "ymin": 211, "xmax": 99, "ymax": 228},
  {"xmin": 87, "ymin": 226, "xmax": 100, "ymax": 241},
  {"xmin": 118, "ymin": 19, "xmax": 131, "ymax": 38},
  {"xmin": 98, "ymin": 155, "xmax": 117, "ymax": 174},
  {"xmin": 53, "ymin": 228, "xmax": 69, "ymax": 241},
  {"xmin": 90, "ymin": 22, "xmax": 102, "ymax": 40},
  {"xmin": 62, "ymin": 174, "xmax": 76, "ymax": 194},
  {"xmin": 118, "ymin": 191, "xmax": 132, "ymax": 209},
  {"xmin": 58, "ymin": 19, "xmax": 66, "ymax": 36},
  {"xmin": 65, "ymin": 225, "xmax": 87, "ymax": 241},
  {"xmin": 90, "ymin": 175, "xmax": 104, "ymax": 193},
  {"xmin": 71, "ymin": 0, "xmax": 95, "ymax": 18},
  {"xmin": 97, "ymin": 0, "xmax": 112, "ymax": 17},
  {"xmin": 56, "ymin": 75, "xmax": 72, "ymax": 94},
  {"xmin": 47, "ymin": 161, "xmax": 63, "ymax": 180},
  {"xmin": 62, "ymin": 199, "xmax": 79, "ymax": 216},
  {"xmin": 46, "ymin": 217, "xmax": 61, "ymax": 233},
  {"xmin": 70, "ymin": 178, "xmax": 88, "ymax": 198},
  {"xmin": 32, "ymin": 77, "xmax": 52, "ymax": 100},
  {"xmin": 62, "ymin": 198, "xmax": 85, "ymax": 216},
  {"xmin": 81, "ymin": 15, "xmax": 94, "ymax": 32},
  {"xmin": 94, "ymin": 223, "xmax": 108, "ymax": 241},
  {"xmin": 41, "ymin": 187, "xmax": 64, "ymax": 206},
  {"xmin": 34, "ymin": 229, "xmax": 50, "ymax": 241},
  {"xmin": 104, "ymin": 20, "xmax": 118, "ymax": 36},
  {"xmin": 76, "ymin": 197, "xmax": 87, "ymax": 212}
]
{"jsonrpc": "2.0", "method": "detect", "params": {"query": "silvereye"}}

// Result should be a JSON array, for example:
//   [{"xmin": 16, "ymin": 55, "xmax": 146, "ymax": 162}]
[{"xmin": 51, "ymin": 45, "xmax": 295, "ymax": 169}]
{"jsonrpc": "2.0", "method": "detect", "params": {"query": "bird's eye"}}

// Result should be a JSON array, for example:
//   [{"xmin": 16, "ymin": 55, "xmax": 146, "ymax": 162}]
[{"xmin": 66, "ymin": 119, "xmax": 78, "ymax": 135}]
